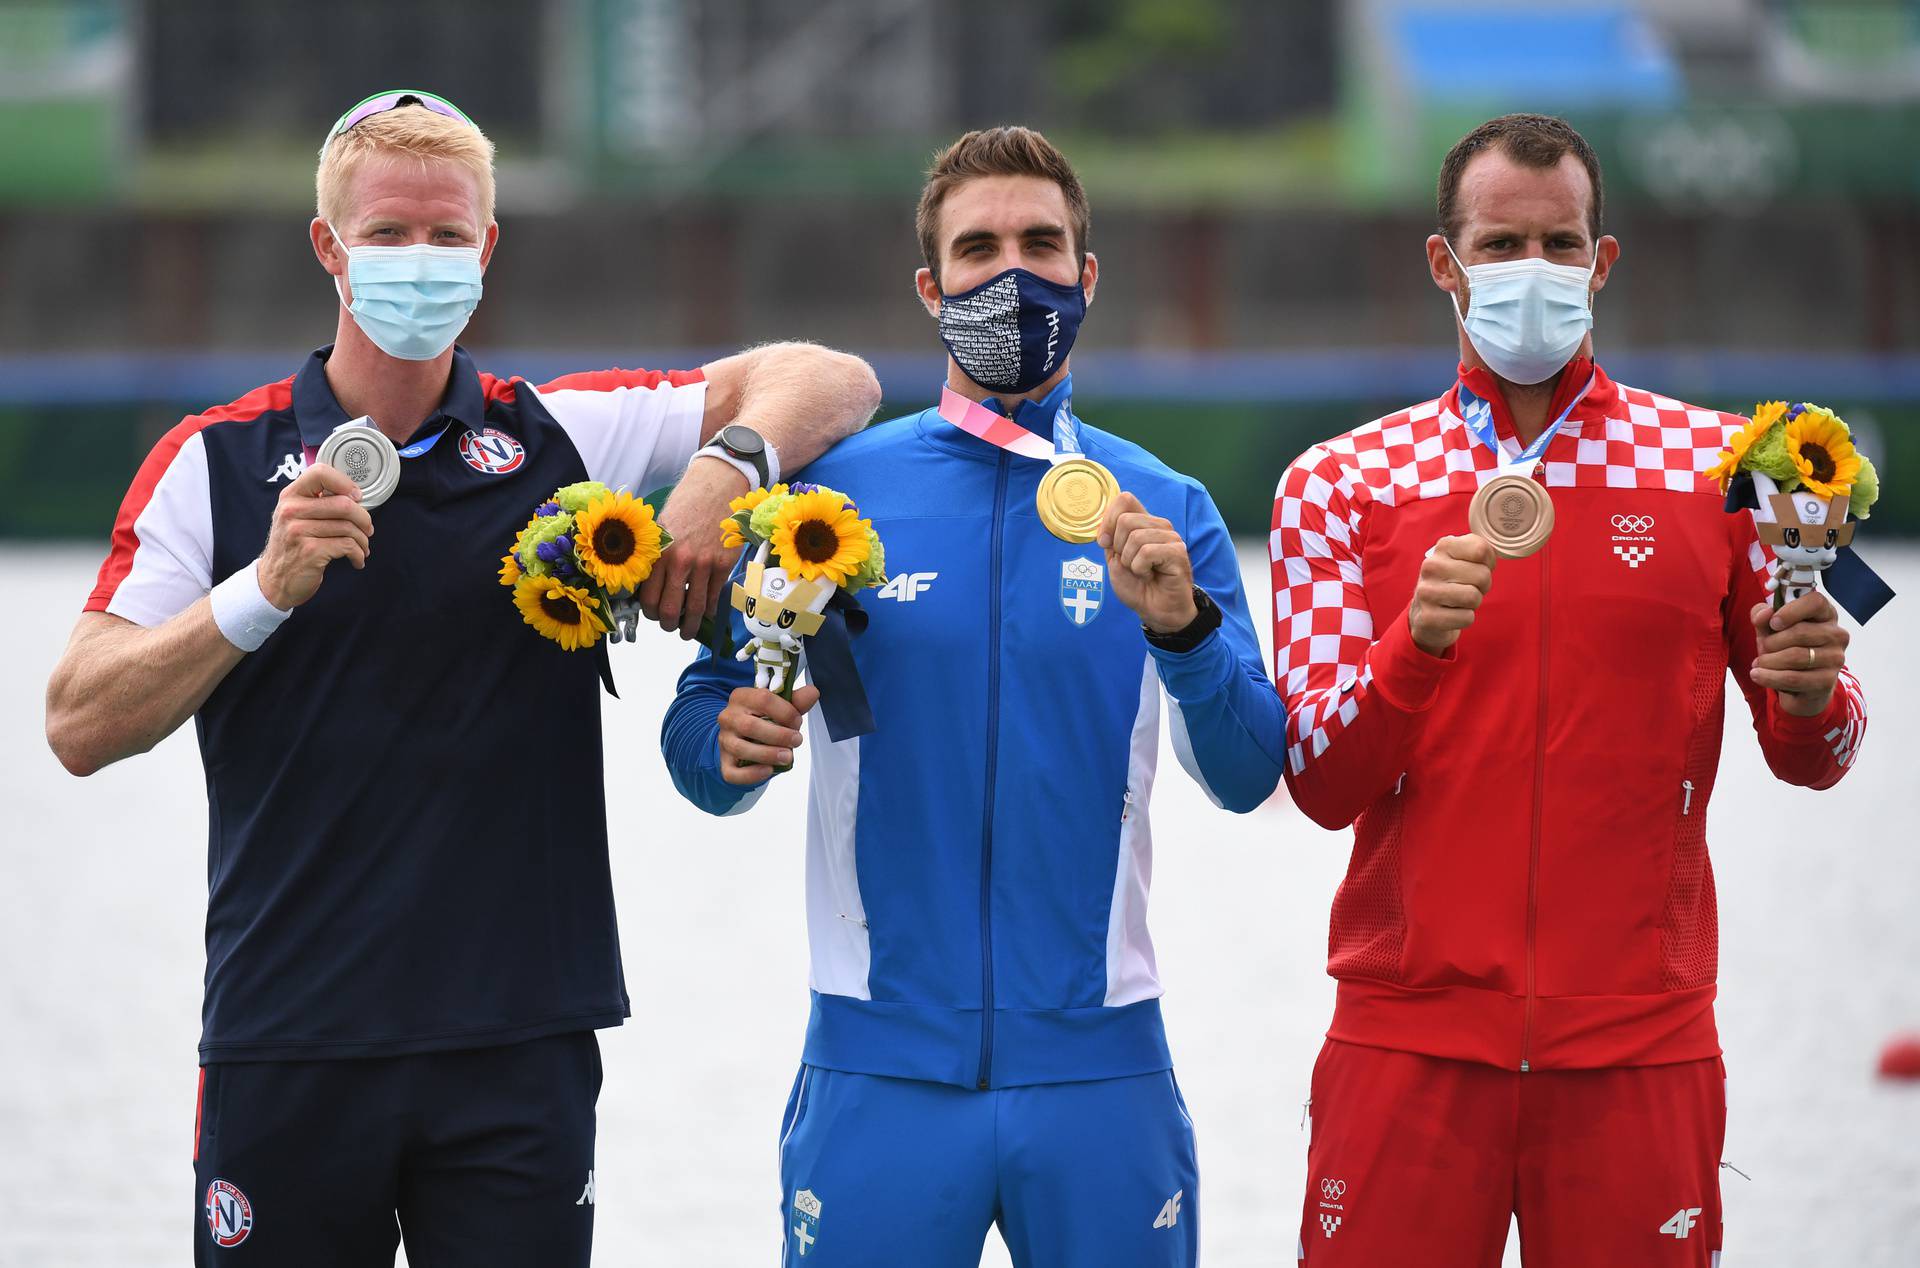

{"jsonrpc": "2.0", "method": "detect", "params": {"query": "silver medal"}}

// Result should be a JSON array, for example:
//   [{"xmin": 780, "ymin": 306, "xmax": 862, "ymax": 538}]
[{"xmin": 315, "ymin": 419, "xmax": 400, "ymax": 509}]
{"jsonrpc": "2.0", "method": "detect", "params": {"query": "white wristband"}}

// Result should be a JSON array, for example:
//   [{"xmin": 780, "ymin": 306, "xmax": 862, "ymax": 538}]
[{"xmin": 210, "ymin": 561, "xmax": 292, "ymax": 652}]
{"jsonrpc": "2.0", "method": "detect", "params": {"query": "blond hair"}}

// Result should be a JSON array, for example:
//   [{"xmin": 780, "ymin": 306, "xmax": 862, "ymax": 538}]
[{"xmin": 316, "ymin": 103, "xmax": 496, "ymax": 228}]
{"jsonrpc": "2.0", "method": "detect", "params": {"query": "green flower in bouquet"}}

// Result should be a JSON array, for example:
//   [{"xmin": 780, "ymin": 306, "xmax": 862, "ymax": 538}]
[
  {"xmin": 1850, "ymin": 452, "xmax": 1879, "ymax": 520},
  {"xmin": 552, "ymin": 480, "xmax": 612, "ymax": 515},
  {"xmin": 848, "ymin": 529, "xmax": 887, "ymax": 590}
]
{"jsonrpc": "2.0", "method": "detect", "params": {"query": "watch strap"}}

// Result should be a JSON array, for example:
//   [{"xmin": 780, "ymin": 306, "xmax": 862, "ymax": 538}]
[{"xmin": 1143, "ymin": 586, "xmax": 1222, "ymax": 653}]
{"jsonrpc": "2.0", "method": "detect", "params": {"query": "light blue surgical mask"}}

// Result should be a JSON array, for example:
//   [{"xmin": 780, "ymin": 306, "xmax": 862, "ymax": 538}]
[
  {"xmin": 1446, "ymin": 240, "xmax": 1596, "ymax": 385},
  {"xmin": 329, "ymin": 223, "xmax": 484, "ymax": 361}
]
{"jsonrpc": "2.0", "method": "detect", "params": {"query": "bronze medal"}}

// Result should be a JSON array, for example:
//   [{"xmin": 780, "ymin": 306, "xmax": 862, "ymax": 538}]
[
  {"xmin": 1036, "ymin": 457, "xmax": 1120, "ymax": 544},
  {"xmin": 1468, "ymin": 473, "xmax": 1555, "ymax": 558}
]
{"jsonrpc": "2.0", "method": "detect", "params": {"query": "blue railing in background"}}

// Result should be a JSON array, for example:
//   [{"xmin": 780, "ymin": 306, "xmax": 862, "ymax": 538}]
[{"xmin": 5, "ymin": 349, "xmax": 1920, "ymax": 407}]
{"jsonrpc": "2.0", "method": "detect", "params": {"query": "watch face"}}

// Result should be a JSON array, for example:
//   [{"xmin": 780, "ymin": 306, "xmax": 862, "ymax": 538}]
[{"xmin": 719, "ymin": 424, "xmax": 764, "ymax": 457}]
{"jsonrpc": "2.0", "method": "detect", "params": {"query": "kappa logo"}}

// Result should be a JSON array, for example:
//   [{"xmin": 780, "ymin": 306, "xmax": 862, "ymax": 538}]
[
  {"xmin": 204, "ymin": 1178, "xmax": 253, "ymax": 1247},
  {"xmin": 575, "ymin": 1170, "xmax": 595, "ymax": 1206},
  {"xmin": 876, "ymin": 571, "xmax": 938, "ymax": 602},
  {"xmin": 458, "ymin": 427, "xmax": 526, "ymax": 475},
  {"xmin": 1152, "ymin": 1190, "xmax": 1183, "ymax": 1229},
  {"xmin": 1059, "ymin": 556, "xmax": 1104, "ymax": 626},
  {"xmin": 792, "ymin": 1188, "xmax": 821, "ymax": 1256},
  {"xmin": 267, "ymin": 452, "xmax": 308, "ymax": 484},
  {"xmin": 1610, "ymin": 512, "xmax": 1657, "ymax": 568}
]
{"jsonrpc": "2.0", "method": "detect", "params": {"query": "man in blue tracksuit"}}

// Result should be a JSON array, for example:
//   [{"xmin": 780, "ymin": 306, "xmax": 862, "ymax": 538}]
[{"xmin": 661, "ymin": 126, "xmax": 1289, "ymax": 1267}]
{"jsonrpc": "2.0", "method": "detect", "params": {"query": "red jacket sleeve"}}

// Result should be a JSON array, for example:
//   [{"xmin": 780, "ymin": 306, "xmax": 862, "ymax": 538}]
[
  {"xmin": 1270, "ymin": 446, "xmax": 1455, "ymax": 830},
  {"xmin": 1725, "ymin": 509, "xmax": 1865, "ymax": 790}
]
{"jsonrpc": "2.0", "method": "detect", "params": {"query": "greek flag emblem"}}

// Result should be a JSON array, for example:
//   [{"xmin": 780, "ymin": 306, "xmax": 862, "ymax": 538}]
[{"xmin": 1059, "ymin": 556, "xmax": 1104, "ymax": 626}]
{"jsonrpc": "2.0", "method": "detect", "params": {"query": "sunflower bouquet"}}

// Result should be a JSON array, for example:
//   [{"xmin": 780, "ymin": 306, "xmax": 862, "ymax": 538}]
[
  {"xmin": 500, "ymin": 481, "xmax": 668, "ymax": 650},
  {"xmin": 1709, "ymin": 401, "xmax": 1891, "ymax": 620},
  {"xmin": 721, "ymin": 482, "xmax": 886, "ymax": 730}
]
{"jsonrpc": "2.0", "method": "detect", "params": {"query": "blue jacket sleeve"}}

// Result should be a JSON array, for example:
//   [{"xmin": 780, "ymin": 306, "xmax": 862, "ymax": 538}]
[
  {"xmin": 660, "ymin": 570, "xmax": 772, "ymax": 818},
  {"xmin": 1144, "ymin": 485, "xmax": 1289, "ymax": 813}
]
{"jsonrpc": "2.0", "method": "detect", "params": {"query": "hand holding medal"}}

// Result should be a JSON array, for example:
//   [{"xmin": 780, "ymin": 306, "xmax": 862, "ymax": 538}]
[
  {"xmin": 1097, "ymin": 492, "xmax": 1201, "ymax": 634},
  {"xmin": 1406, "ymin": 376, "xmax": 1597, "ymax": 655}
]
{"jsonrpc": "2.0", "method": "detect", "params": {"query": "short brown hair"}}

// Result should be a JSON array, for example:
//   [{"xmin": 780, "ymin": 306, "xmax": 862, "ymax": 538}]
[
  {"xmin": 1437, "ymin": 113, "xmax": 1604, "ymax": 242},
  {"xmin": 916, "ymin": 126, "xmax": 1090, "ymax": 282}
]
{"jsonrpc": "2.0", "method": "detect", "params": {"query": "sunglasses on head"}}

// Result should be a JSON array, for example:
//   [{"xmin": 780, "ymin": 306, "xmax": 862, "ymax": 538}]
[{"xmin": 321, "ymin": 90, "xmax": 475, "ymax": 155}]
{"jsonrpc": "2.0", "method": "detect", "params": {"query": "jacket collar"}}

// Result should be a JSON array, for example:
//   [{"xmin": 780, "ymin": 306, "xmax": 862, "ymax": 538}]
[
  {"xmin": 981, "ymin": 372, "xmax": 1075, "ymax": 440},
  {"xmin": 1447, "ymin": 356, "xmax": 1617, "ymax": 450},
  {"xmin": 293, "ymin": 344, "xmax": 486, "ymax": 451}
]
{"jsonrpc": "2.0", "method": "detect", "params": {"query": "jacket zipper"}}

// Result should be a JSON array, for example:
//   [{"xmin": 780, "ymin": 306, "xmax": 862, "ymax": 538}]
[
  {"xmin": 976, "ymin": 452, "xmax": 1010, "ymax": 1090},
  {"xmin": 1520, "ymin": 538, "xmax": 1551, "ymax": 1073}
]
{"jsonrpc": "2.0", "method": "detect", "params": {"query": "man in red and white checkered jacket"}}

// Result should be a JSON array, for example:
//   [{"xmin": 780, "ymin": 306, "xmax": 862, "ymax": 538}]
[{"xmin": 1273, "ymin": 115, "xmax": 1866, "ymax": 1266}]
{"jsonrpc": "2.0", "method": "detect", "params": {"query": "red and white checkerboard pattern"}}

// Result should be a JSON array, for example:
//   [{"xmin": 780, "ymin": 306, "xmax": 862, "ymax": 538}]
[
  {"xmin": 1828, "ymin": 666, "xmax": 1868, "ymax": 769},
  {"xmin": 1613, "ymin": 544, "xmax": 1656, "ymax": 568},
  {"xmin": 1268, "ymin": 377, "xmax": 1864, "ymax": 777}
]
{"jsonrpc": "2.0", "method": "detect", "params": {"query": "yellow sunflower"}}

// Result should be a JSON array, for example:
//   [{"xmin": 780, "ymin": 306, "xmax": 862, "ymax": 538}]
[
  {"xmin": 1704, "ymin": 406, "xmax": 1779, "ymax": 491},
  {"xmin": 513, "ymin": 574, "xmax": 609, "ymax": 651},
  {"xmin": 498, "ymin": 551, "xmax": 522, "ymax": 587},
  {"xmin": 575, "ymin": 490, "xmax": 664, "ymax": 592},
  {"xmin": 729, "ymin": 483, "xmax": 788, "ymax": 515},
  {"xmin": 1784, "ymin": 407, "xmax": 1862, "ymax": 500},
  {"xmin": 721, "ymin": 517, "xmax": 747, "ymax": 550},
  {"xmin": 769, "ymin": 489, "xmax": 872, "ymax": 586}
]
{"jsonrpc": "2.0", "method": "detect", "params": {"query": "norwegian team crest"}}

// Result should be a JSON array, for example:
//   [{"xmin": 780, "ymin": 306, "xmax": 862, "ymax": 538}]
[
  {"xmin": 458, "ymin": 427, "xmax": 526, "ymax": 475},
  {"xmin": 205, "ymin": 1178, "xmax": 253, "ymax": 1247},
  {"xmin": 791, "ymin": 1188, "xmax": 822, "ymax": 1257},
  {"xmin": 1059, "ymin": 556, "xmax": 1105, "ymax": 626}
]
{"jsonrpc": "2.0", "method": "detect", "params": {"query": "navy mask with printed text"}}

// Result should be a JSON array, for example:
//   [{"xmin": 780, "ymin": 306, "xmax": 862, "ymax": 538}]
[{"xmin": 936, "ymin": 267, "xmax": 1086, "ymax": 394}]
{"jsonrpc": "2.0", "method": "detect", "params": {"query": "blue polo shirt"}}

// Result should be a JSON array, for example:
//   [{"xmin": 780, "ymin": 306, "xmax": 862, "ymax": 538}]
[{"xmin": 86, "ymin": 346, "xmax": 708, "ymax": 1062}]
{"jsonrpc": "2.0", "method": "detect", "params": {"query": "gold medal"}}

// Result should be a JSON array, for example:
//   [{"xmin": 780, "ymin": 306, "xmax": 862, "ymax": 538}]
[
  {"xmin": 1468, "ymin": 473, "xmax": 1555, "ymax": 558},
  {"xmin": 1036, "ymin": 457, "xmax": 1119, "ymax": 543}
]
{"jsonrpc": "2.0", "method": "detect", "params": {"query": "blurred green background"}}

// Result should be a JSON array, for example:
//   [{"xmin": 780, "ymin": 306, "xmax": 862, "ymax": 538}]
[{"xmin": 3, "ymin": 0, "xmax": 1916, "ymax": 541}]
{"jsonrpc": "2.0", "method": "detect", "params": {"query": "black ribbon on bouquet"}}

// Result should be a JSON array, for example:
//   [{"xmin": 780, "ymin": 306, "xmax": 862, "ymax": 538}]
[
  {"xmin": 805, "ymin": 591, "xmax": 875, "ymax": 742},
  {"xmin": 1724, "ymin": 472, "xmax": 1895, "ymax": 624}
]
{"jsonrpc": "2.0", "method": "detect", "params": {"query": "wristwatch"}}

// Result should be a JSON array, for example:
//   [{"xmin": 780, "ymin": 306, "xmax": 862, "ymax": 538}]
[
  {"xmin": 1143, "ymin": 586, "xmax": 1222, "ymax": 653},
  {"xmin": 695, "ymin": 423, "xmax": 779, "ymax": 490}
]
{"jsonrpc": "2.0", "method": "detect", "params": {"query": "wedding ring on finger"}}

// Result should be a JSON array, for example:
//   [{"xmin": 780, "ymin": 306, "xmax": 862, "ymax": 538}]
[{"xmin": 1808, "ymin": 646, "xmax": 1818, "ymax": 669}]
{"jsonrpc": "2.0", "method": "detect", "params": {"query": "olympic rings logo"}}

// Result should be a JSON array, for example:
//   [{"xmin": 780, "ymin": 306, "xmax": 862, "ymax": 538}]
[
  {"xmin": 1612, "ymin": 514, "xmax": 1655, "ymax": 534},
  {"xmin": 1321, "ymin": 1179, "xmax": 1347, "ymax": 1200}
]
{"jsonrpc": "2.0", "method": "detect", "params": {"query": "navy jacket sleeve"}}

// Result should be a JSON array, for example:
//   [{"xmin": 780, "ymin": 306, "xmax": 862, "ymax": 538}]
[
  {"xmin": 1145, "ymin": 484, "xmax": 1289, "ymax": 813},
  {"xmin": 660, "ymin": 567, "xmax": 772, "ymax": 817}
]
